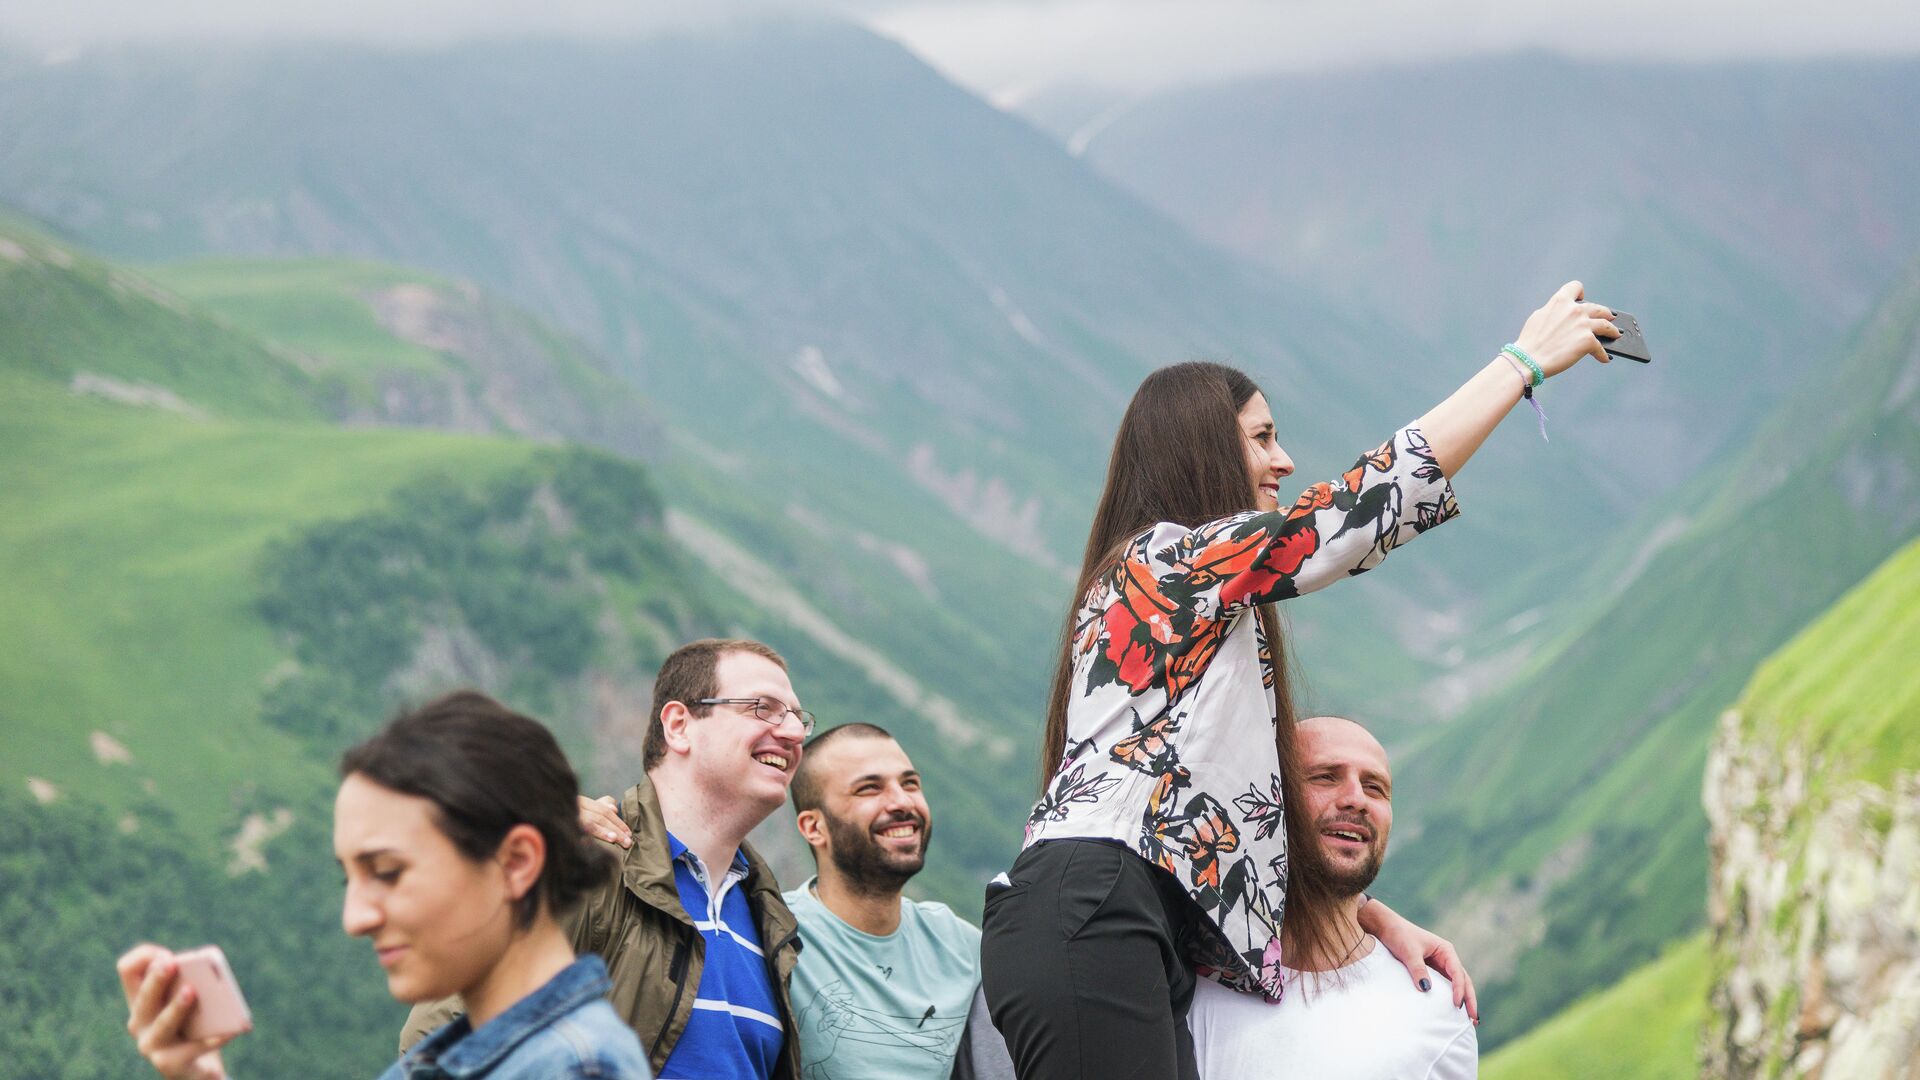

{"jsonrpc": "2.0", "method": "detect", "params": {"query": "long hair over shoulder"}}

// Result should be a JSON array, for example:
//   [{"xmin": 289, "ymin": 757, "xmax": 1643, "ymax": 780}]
[{"xmin": 1041, "ymin": 360, "xmax": 1345, "ymax": 974}]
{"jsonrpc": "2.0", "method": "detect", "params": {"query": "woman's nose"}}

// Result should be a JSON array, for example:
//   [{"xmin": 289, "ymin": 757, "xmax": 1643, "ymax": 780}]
[{"xmin": 342, "ymin": 889, "xmax": 382, "ymax": 936}]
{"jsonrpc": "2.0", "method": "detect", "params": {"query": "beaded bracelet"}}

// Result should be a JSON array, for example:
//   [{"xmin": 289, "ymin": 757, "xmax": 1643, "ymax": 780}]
[
  {"xmin": 1501, "ymin": 343, "xmax": 1545, "ymax": 387},
  {"xmin": 1500, "ymin": 344, "xmax": 1549, "ymax": 441}
]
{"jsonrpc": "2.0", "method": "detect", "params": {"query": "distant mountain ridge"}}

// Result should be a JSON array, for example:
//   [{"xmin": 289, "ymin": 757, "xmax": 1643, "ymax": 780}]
[
  {"xmin": 0, "ymin": 21, "xmax": 1586, "ymax": 740},
  {"xmin": 1022, "ymin": 57, "xmax": 1920, "ymax": 504}
]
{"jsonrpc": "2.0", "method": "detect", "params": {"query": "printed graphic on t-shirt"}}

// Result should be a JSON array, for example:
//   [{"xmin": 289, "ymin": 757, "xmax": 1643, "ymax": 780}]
[{"xmin": 795, "ymin": 980, "xmax": 965, "ymax": 1080}]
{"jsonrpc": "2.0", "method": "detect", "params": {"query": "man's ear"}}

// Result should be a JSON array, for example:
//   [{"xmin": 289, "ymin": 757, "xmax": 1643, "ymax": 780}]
[
  {"xmin": 660, "ymin": 700, "xmax": 694, "ymax": 757},
  {"xmin": 495, "ymin": 823, "xmax": 548, "ymax": 904},
  {"xmin": 794, "ymin": 808, "xmax": 829, "ymax": 852}
]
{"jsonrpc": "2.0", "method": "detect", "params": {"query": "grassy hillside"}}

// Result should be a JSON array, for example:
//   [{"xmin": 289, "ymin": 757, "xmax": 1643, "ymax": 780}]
[
  {"xmin": 0, "ymin": 221, "xmax": 317, "ymax": 420},
  {"xmin": 1733, "ymin": 534, "xmax": 1920, "ymax": 787},
  {"xmin": 1, "ymin": 219, "xmax": 1039, "ymax": 906},
  {"xmin": 1, "ymin": 226, "xmax": 734, "ymax": 1074},
  {"xmin": 0, "ymin": 376, "xmax": 539, "ymax": 843},
  {"xmin": 1479, "ymin": 535, "xmax": 1920, "ymax": 1076},
  {"xmin": 0, "ymin": 320, "xmax": 554, "ymax": 1076},
  {"xmin": 117, "ymin": 250, "xmax": 1057, "ymax": 890},
  {"xmin": 1482, "ymin": 935, "xmax": 1709, "ymax": 1080},
  {"xmin": 1700, "ymin": 533, "xmax": 1920, "ymax": 1077},
  {"xmin": 146, "ymin": 257, "xmax": 659, "ymax": 456},
  {"xmin": 1381, "ymin": 261, "xmax": 1920, "ymax": 1046}
]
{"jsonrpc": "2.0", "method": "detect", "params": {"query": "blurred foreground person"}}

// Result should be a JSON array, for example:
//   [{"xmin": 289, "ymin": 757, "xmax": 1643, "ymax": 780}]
[
  {"xmin": 1188, "ymin": 717, "xmax": 1477, "ymax": 1078},
  {"xmin": 782, "ymin": 723, "xmax": 1010, "ymax": 1079},
  {"xmin": 118, "ymin": 691, "xmax": 651, "ymax": 1080},
  {"xmin": 985, "ymin": 283, "xmax": 1618, "ymax": 1076},
  {"xmin": 423, "ymin": 638, "xmax": 811, "ymax": 1079}
]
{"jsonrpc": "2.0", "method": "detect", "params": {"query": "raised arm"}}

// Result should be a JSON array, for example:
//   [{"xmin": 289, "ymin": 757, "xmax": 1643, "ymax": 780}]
[{"xmin": 1418, "ymin": 280, "xmax": 1620, "ymax": 477}]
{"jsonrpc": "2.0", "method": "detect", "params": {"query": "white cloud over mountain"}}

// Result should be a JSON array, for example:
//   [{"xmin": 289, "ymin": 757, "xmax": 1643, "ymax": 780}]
[{"xmin": 5, "ymin": 0, "xmax": 1918, "ymax": 96}]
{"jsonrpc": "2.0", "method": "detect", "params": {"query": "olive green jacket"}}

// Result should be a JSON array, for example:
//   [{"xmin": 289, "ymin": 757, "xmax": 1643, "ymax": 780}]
[{"xmin": 399, "ymin": 774, "xmax": 805, "ymax": 1078}]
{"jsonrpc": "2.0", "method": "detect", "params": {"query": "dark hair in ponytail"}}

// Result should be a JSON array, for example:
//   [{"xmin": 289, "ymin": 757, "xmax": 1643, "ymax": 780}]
[{"xmin": 340, "ymin": 690, "xmax": 612, "ymax": 928}]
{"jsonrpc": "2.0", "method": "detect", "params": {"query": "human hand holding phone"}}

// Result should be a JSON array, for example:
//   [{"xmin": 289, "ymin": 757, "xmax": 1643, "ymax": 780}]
[{"xmin": 116, "ymin": 943, "xmax": 249, "ymax": 1080}]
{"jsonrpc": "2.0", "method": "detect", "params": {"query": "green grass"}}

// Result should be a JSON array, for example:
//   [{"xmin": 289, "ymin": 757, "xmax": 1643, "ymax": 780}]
[
  {"xmin": 1736, "ymin": 536, "xmax": 1920, "ymax": 787},
  {"xmin": 0, "ymin": 372, "xmax": 536, "ymax": 844},
  {"xmin": 0, "ymin": 224, "xmax": 320, "ymax": 420},
  {"xmin": 147, "ymin": 258, "xmax": 456, "ymax": 377},
  {"xmin": 1482, "ymin": 935, "xmax": 1709, "ymax": 1080}
]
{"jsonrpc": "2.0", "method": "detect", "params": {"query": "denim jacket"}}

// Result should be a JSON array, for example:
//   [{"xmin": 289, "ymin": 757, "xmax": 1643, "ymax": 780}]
[{"xmin": 381, "ymin": 955, "xmax": 651, "ymax": 1079}]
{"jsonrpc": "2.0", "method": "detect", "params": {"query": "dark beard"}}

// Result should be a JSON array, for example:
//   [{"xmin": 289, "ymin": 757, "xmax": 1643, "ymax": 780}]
[
  {"xmin": 1324, "ymin": 848, "xmax": 1382, "ymax": 897},
  {"xmin": 825, "ymin": 811, "xmax": 930, "ymax": 896},
  {"xmin": 1317, "ymin": 814, "xmax": 1384, "ymax": 897}
]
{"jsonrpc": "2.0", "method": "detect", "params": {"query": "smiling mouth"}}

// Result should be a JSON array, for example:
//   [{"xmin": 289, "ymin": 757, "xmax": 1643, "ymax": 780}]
[
  {"xmin": 876, "ymin": 821, "xmax": 921, "ymax": 841},
  {"xmin": 1321, "ymin": 826, "xmax": 1371, "ymax": 845},
  {"xmin": 754, "ymin": 753, "xmax": 789, "ymax": 771}
]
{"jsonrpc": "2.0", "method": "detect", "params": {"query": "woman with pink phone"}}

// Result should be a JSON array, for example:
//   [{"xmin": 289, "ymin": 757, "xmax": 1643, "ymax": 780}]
[{"xmin": 116, "ymin": 692, "xmax": 654, "ymax": 1079}]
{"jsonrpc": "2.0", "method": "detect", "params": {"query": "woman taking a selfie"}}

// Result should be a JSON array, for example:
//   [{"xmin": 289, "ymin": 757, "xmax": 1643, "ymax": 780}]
[
  {"xmin": 980, "ymin": 283, "xmax": 1621, "ymax": 1077},
  {"xmin": 117, "ymin": 691, "xmax": 652, "ymax": 1080}
]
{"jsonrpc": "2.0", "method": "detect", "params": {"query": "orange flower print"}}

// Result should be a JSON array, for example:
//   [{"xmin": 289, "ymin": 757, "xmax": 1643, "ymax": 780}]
[{"xmin": 1287, "ymin": 482, "xmax": 1336, "ymax": 521}]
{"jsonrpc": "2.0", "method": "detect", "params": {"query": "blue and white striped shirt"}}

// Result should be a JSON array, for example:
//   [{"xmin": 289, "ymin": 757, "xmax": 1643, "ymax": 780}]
[{"xmin": 657, "ymin": 833, "xmax": 784, "ymax": 1080}]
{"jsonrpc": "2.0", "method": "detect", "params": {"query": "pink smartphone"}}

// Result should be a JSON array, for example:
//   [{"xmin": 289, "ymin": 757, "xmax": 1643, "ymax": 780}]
[{"xmin": 173, "ymin": 945, "xmax": 253, "ymax": 1040}]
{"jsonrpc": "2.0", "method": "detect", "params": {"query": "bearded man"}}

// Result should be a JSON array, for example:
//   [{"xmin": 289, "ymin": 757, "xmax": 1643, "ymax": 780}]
[
  {"xmin": 782, "ymin": 723, "xmax": 1003, "ymax": 1079},
  {"xmin": 1186, "ymin": 715, "xmax": 1478, "ymax": 1079}
]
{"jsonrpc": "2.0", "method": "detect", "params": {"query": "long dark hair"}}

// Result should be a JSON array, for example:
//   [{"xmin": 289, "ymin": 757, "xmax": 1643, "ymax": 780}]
[
  {"xmin": 1042, "ymin": 360, "xmax": 1344, "ymax": 970},
  {"xmin": 340, "ymin": 690, "xmax": 613, "ymax": 929}
]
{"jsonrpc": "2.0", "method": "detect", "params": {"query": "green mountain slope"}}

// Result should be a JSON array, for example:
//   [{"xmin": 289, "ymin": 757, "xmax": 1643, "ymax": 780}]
[
  {"xmin": 145, "ymin": 257, "xmax": 659, "ymax": 456},
  {"xmin": 0, "ymin": 221, "xmax": 318, "ymax": 420},
  {"xmin": 0, "ymin": 372, "xmax": 536, "ymax": 837},
  {"xmin": 0, "ymin": 276, "xmax": 526, "ymax": 1074},
  {"xmin": 1380, "ymin": 262, "xmax": 1920, "ymax": 1046},
  {"xmin": 1, "ymin": 216, "xmax": 1034, "ymax": 908},
  {"xmin": 0, "ymin": 226, "xmax": 744, "ymax": 1075},
  {"xmin": 1480, "ymin": 532, "xmax": 1920, "ymax": 1076},
  {"xmin": 0, "ymin": 26, "xmax": 1650, "ymax": 747},
  {"xmin": 1482, "ymin": 935, "xmax": 1709, "ymax": 1080},
  {"xmin": 1703, "ymin": 534, "xmax": 1920, "ymax": 1076},
  {"xmin": 1733, "ymin": 533, "xmax": 1920, "ymax": 786},
  {"xmin": 95, "ymin": 249, "xmax": 1058, "ymax": 893}
]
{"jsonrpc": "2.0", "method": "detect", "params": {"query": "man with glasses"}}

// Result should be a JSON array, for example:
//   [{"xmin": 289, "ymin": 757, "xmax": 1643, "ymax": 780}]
[{"xmin": 402, "ymin": 638, "xmax": 815, "ymax": 1079}]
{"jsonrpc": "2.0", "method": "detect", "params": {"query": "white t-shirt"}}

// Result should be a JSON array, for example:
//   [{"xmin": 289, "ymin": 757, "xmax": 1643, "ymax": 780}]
[{"xmin": 1188, "ymin": 938, "xmax": 1478, "ymax": 1079}]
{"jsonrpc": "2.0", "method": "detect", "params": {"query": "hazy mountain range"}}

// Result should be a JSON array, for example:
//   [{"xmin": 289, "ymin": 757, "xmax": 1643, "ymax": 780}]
[{"xmin": 3, "ymin": 18, "xmax": 1916, "ymax": 1070}]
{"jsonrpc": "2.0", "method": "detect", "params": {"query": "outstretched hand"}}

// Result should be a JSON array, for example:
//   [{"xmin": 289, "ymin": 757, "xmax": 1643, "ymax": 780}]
[
  {"xmin": 116, "ymin": 944, "xmax": 234, "ymax": 1080},
  {"xmin": 1512, "ymin": 280, "xmax": 1621, "ymax": 380}
]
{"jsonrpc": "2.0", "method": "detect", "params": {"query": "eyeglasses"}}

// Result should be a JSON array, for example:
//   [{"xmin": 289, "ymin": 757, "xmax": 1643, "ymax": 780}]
[{"xmin": 695, "ymin": 697, "xmax": 816, "ymax": 736}]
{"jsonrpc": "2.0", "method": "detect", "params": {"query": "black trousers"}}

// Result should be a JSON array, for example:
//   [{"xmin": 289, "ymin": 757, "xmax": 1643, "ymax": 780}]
[{"xmin": 979, "ymin": 839, "xmax": 1201, "ymax": 1080}]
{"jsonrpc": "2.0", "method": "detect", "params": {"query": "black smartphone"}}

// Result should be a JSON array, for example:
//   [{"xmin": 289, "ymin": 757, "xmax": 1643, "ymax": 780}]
[{"xmin": 1602, "ymin": 311, "xmax": 1652, "ymax": 363}]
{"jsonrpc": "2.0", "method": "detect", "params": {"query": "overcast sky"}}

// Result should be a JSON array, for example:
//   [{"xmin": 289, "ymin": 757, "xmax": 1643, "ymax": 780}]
[{"xmin": 6, "ymin": 0, "xmax": 1918, "ymax": 100}]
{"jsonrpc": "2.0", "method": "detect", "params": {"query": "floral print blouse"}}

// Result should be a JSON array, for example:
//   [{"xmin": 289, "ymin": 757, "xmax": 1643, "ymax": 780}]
[{"xmin": 1021, "ymin": 425, "xmax": 1459, "ymax": 1000}]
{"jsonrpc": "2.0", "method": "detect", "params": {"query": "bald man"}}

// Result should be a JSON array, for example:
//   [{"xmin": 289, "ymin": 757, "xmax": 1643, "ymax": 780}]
[{"xmin": 1186, "ymin": 716, "xmax": 1478, "ymax": 1079}]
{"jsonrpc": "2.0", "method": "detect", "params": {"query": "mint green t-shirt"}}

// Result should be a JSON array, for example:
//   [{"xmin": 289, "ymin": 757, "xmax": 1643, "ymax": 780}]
[{"xmin": 784, "ymin": 878, "xmax": 983, "ymax": 1080}]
